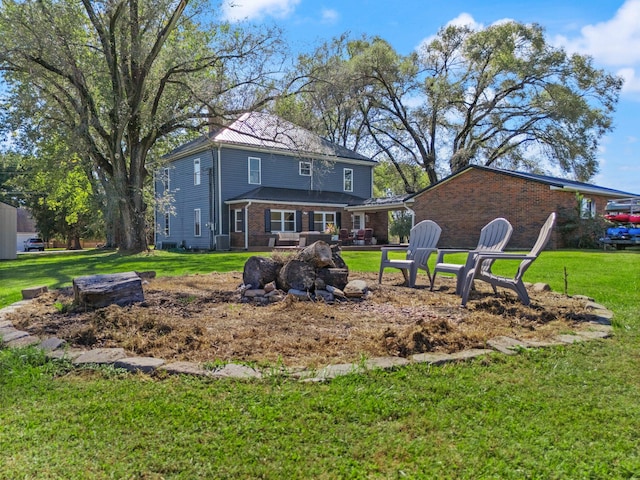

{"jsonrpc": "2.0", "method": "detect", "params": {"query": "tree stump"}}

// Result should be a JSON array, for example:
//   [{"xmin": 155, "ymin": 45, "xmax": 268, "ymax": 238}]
[
  {"xmin": 316, "ymin": 267, "xmax": 349, "ymax": 290},
  {"xmin": 277, "ymin": 260, "xmax": 316, "ymax": 291},
  {"xmin": 73, "ymin": 272, "xmax": 144, "ymax": 309},
  {"xmin": 294, "ymin": 241, "xmax": 334, "ymax": 268},
  {"xmin": 242, "ymin": 256, "xmax": 283, "ymax": 289}
]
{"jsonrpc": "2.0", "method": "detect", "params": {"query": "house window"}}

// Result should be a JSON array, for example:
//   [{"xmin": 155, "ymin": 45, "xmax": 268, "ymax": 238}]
[
  {"xmin": 580, "ymin": 198, "xmax": 596, "ymax": 219},
  {"xmin": 194, "ymin": 208, "xmax": 201, "ymax": 237},
  {"xmin": 271, "ymin": 210, "xmax": 295, "ymax": 232},
  {"xmin": 313, "ymin": 212, "xmax": 336, "ymax": 232},
  {"xmin": 248, "ymin": 157, "xmax": 261, "ymax": 185},
  {"xmin": 162, "ymin": 167, "xmax": 170, "ymax": 191},
  {"xmin": 343, "ymin": 168, "xmax": 353, "ymax": 192},
  {"xmin": 352, "ymin": 213, "xmax": 364, "ymax": 230},
  {"xmin": 234, "ymin": 209, "xmax": 244, "ymax": 233},
  {"xmin": 194, "ymin": 158, "xmax": 201, "ymax": 185},
  {"xmin": 299, "ymin": 161, "xmax": 311, "ymax": 176},
  {"xmin": 163, "ymin": 212, "xmax": 170, "ymax": 236}
]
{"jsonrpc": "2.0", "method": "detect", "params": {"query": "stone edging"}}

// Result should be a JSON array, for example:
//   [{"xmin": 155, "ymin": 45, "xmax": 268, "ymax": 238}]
[{"xmin": 0, "ymin": 294, "xmax": 615, "ymax": 382}]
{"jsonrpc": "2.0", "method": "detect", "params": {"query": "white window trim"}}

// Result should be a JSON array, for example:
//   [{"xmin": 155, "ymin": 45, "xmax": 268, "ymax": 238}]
[
  {"xmin": 352, "ymin": 213, "xmax": 364, "ymax": 230},
  {"xmin": 299, "ymin": 161, "xmax": 311, "ymax": 176},
  {"xmin": 194, "ymin": 208, "xmax": 202, "ymax": 237},
  {"xmin": 248, "ymin": 157, "xmax": 261, "ymax": 185},
  {"xmin": 163, "ymin": 212, "xmax": 170, "ymax": 236},
  {"xmin": 271, "ymin": 209, "xmax": 296, "ymax": 232},
  {"xmin": 194, "ymin": 158, "xmax": 201, "ymax": 186},
  {"xmin": 343, "ymin": 168, "xmax": 353, "ymax": 192},
  {"xmin": 313, "ymin": 211, "xmax": 337, "ymax": 232},
  {"xmin": 234, "ymin": 209, "xmax": 243, "ymax": 233},
  {"xmin": 580, "ymin": 198, "xmax": 596, "ymax": 219}
]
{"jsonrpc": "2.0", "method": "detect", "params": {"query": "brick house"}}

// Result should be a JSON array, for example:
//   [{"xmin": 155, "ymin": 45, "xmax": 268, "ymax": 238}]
[
  {"xmin": 405, "ymin": 165, "xmax": 640, "ymax": 249},
  {"xmin": 155, "ymin": 112, "xmax": 388, "ymax": 250}
]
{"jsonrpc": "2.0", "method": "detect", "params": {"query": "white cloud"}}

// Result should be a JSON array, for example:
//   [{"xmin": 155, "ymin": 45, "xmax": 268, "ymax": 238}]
[
  {"xmin": 554, "ymin": 0, "xmax": 640, "ymax": 66},
  {"xmin": 321, "ymin": 8, "xmax": 339, "ymax": 24},
  {"xmin": 221, "ymin": 0, "xmax": 300, "ymax": 22}
]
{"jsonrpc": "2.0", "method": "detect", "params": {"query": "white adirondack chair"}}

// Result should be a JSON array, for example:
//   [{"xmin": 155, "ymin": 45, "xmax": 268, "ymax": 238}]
[
  {"xmin": 460, "ymin": 212, "xmax": 557, "ymax": 306},
  {"xmin": 430, "ymin": 217, "xmax": 513, "ymax": 295},
  {"xmin": 378, "ymin": 220, "xmax": 442, "ymax": 287}
]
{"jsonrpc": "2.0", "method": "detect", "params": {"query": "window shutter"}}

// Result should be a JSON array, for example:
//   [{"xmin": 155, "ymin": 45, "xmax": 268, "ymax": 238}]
[
  {"xmin": 296, "ymin": 210, "xmax": 303, "ymax": 232},
  {"xmin": 308, "ymin": 211, "xmax": 314, "ymax": 230},
  {"xmin": 264, "ymin": 209, "xmax": 271, "ymax": 232},
  {"xmin": 336, "ymin": 212, "xmax": 342, "ymax": 229}
]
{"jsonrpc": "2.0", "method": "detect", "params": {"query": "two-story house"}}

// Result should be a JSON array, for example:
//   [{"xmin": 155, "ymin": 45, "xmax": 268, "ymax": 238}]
[{"xmin": 155, "ymin": 112, "xmax": 388, "ymax": 250}]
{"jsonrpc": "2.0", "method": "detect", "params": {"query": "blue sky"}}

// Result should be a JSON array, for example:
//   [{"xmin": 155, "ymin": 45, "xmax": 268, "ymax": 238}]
[{"xmin": 220, "ymin": 0, "xmax": 640, "ymax": 195}]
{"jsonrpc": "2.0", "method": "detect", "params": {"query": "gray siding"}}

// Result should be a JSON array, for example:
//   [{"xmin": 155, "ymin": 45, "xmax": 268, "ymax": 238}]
[
  {"xmin": 155, "ymin": 149, "xmax": 214, "ymax": 249},
  {"xmin": 218, "ymin": 147, "xmax": 372, "ymax": 200},
  {"xmin": 156, "ymin": 144, "xmax": 374, "ymax": 247}
]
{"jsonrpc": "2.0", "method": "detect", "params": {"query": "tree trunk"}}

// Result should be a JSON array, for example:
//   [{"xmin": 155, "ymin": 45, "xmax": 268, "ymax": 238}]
[{"xmin": 243, "ymin": 256, "xmax": 283, "ymax": 289}]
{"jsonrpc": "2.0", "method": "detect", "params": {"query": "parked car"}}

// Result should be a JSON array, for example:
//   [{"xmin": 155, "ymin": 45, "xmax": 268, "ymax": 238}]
[{"xmin": 24, "ymin": 237, "xmax": 45, "ymax": 251}]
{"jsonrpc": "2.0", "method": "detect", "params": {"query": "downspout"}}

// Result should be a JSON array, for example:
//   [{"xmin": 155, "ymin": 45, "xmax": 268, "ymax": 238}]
[
  {"xmin": 244, "ymin": 201, "xmax": 252, "ymax": 250},
  {"xmin": 217, "ymin": 145, "xmax": 223, "ymax": 235},
  {"xmin": 208, "ymin": 167, "xmax": 214, "ymax": 250},
  {"xmin": 404, "ymin": 204, "xmax": 416, "ymax": 227}
]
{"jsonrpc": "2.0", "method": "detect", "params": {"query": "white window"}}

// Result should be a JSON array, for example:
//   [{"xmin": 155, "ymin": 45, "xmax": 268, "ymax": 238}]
[
  {"xmin": 299, "ymin": 161, "xmax": 311, "ymax": 176},
  {"xmin": 314, "ymin": 212, "xmax": 336, "ymax": 232},
  {"xmin": 352, "ymin": 213, "xmax": 364, "ymax": 230},
  {"xmin": 194, "ymin": 209, "xmax": 201, "ymax": 237},
  {"xmin": 580, "ymin": 198, "xmax": 596, "ymax": 219},
  {"xmin": 343, "ymin": 168, "xmax": 353, "ymax": 192},
  {"xmin": 163, "ymin": 212, "xmax": 170, "ymax": 236},
  {"xmin": 194, "ymin": 158, "xmax": 201, "ymax": 185},
  {"xmin": 234, "ymin": 209, "xmax": 243, "ymax": 233},
  {"xmin": 248, "ymin": 157, "xmax": 261, "ymax": 184},
  {"xmin": 271, "ymin": 210, "xmax": 296, "ymax": 232},
  {"xmin": 163, "ymin": 167, "xmax": 170, "ymax": 191}
]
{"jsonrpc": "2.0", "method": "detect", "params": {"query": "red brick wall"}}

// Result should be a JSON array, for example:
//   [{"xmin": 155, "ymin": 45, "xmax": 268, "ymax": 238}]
[
  {"xmin": 228, "ymin": 203, "xmax": 389, "ymax": 248},
  {"xmin": 410, "ymin": 169, "xmax": 611, "ymax": 249}
]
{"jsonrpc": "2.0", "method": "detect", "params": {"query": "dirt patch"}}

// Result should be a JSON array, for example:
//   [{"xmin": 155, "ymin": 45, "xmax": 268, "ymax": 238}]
[{"xmin": 9, "ymin": 271, "xmax": 599, "ymax": 368}]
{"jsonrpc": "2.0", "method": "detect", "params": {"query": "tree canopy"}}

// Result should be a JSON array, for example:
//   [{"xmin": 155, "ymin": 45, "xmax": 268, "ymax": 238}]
[
  {"xmin": 0, "ymin": 0, "xmax": 287, "ymax": 252},
  {"xmin": 283, "ymin": 22, "xmax": 622, "ymax": 189}
]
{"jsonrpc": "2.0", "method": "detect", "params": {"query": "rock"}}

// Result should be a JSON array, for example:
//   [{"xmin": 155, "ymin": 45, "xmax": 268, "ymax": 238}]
[
  {"xmin": 344, "ymin": 279, "xmax": 368, "ymax": 298},
  {"xmin": 135, "ymin": 271, "xmax": 156, "ymax": 280},
  {"xmin": 21, "ymin": 285, "xmax": 48, "ymax": 300},
  {"xmin": 532, "ymin": 283, "xmax": 551, "ymax": 292},
  {"xmin": 114, "ymin": 357, "xmax": 165, "ymax": 373},
  {"xmin": 287, "ymin": 289, "xmax": 313, "ymax": 300},
  {"xmin": 158, "ymin": 361, "xmax": 212, "ymax": 377},
  {"xmin": 39, "ymin": 337, "xmax": 66, "ymax": 351},
  {"xmin": 314, "ymin": 290, "xmax": 334, "ymax": 302},
  {"xmin": 244, "ymin": 289, "xmax": 266, "ymax": 298},
  {"xmin": 264, "ymin": 281, "xmax": 276, "ymax": 293},
  {"xmin": 73, "ymin": 272, "xmax": 144, "ymax": 308},
  {"xmin": 73, "ymin": 348, "xmax": 128, "ymax": 365}
]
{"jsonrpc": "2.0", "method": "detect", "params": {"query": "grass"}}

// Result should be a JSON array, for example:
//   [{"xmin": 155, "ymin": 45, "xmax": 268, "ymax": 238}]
[{"xmin": 1, "ymin": 248, "xmax": 640, "ymax": 478}]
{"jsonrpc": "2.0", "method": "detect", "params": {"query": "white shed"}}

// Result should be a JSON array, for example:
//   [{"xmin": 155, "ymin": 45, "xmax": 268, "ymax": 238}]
[{"xmin": 0, "ymin": 202, "xmax": 18, "ymax": 260}]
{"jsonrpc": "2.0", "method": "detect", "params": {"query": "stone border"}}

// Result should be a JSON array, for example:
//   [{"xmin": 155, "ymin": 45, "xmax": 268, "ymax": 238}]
[{"xmin": 0, "ymin": 293, "xmax": 615, "ymax": 382}]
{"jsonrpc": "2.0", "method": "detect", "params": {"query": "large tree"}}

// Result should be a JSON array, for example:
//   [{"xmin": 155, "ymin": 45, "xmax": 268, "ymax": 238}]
[
  {"xmin": 0, "ymin": 0, "xmax": 286, "ymax": 252},
  {"xmin": 288, "ymin": 23, "xmax": 622, "ymax": 190}
]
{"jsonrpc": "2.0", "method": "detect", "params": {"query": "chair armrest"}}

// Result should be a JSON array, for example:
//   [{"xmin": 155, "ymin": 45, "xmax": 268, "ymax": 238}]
[
  {"xmin": 435, "ymin": 248, "xmax": 470, "ymax": 263},
  {"xmin": 380, "ymin": 246, "xmax": 409, "ymax": 262},
  {"xmin": 413, "ymin": 247, "xmax": 437, "ymax": 266}
]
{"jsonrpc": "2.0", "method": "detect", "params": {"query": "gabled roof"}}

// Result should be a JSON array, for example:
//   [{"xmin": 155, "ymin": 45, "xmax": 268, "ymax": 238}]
[
  {"xmin": 405, "ymin": 165, "xmax": 640, "ymax": 200},
  {"xmin": 226, "ymin": 186, "xmax": 367, "ymax": 207},
  {"xmin": 165, "ymin": 112, "xmax": 374, "ymax": 163}
]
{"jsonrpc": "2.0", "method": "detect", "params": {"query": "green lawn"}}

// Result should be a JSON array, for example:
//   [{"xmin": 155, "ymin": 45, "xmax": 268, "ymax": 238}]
[{"xmin": 1, "ymin": 249, "xmax": 639, "ymax": 479}]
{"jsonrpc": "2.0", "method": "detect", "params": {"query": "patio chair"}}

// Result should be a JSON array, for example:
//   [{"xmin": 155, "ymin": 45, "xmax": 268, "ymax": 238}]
[
  {"xmin": 338, "ymin": 228, "xmax": 353, "ymax": 245},
  {"xmin": 460, "ymin": 212, "xmax": 556, "ymax": 306},
  {"xmin": 378, "ymin": 220, "xmax": 442, "ymax": 287},
  {"xmin": 363, "ymin": 228, "xmax": 373, "ymax": 245},
  {"xmin": 355, "ymin": 229, "xmax": 365, "ymax": 245},
  {"xmin": 430, "ymin": 217, "xmax": 513, "ymax": 295}
]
